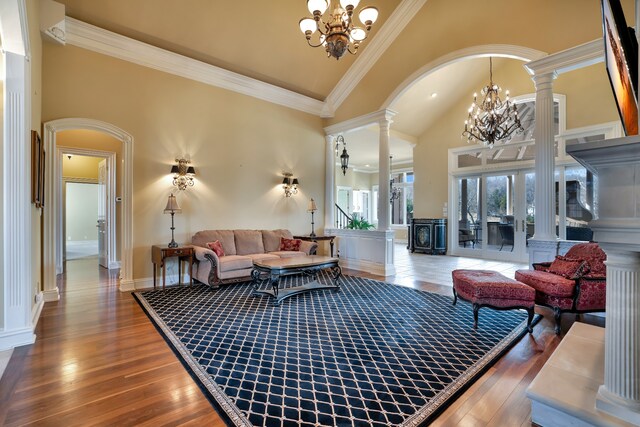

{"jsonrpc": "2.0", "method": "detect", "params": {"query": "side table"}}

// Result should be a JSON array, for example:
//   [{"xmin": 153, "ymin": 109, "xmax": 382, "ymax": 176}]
[
  {"xmin": 294, "ymin": 235, "xmax": 336, "ymax": 257},
  {"xmin": 151, "ymin": 245, "xmax": 194, "ymax": 290}
]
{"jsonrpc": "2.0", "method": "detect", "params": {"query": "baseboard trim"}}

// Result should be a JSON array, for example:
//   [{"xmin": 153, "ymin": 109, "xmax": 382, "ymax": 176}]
[
  {"xmin": 31, "ymin": 295, "xmax": 44, "ymax": 327},
  {"xmin": 339, "ymin": 258, "xmax": 396, "ymax": 277},
  {"xmin": 0, "ymin": 327, "xmax": 36, "ymax": 351},
  {"xmin": 43, "ymin": 287, "xmax": 60, "ymax": 302}
]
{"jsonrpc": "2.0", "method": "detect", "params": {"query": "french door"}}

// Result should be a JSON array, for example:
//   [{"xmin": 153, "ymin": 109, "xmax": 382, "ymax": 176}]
[{"xmin": 453, "ymin": 170, "xmax": 534, "ymax": 262}]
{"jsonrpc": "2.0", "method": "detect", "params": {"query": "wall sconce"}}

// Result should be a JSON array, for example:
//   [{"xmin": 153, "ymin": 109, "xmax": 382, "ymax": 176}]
[
  {"xmin": 282, "ymin": 173, "xmax": 299, "ymax": 197},
  {"xmin": 171, "ymin": 158, "xmax": 196, "ymax": 191},
  {"xmin": 335, "ymin": 135, "xmax": 349, "ymax": 175}
]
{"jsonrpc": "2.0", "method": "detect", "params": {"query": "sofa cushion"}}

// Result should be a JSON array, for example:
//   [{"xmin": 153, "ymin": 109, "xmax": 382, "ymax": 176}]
[
  {"xmin": 206, "ymin": 240, "xmax": 225, "ymax": 257},
  {"xmin": 548, "ymin": 255, "xmax": 588, "ymax": 279},
  {"xmin": 262, "ymin": 229, "xmax": 293, "ymax": 252},
  {"xmin": 246, "ymin": 253, "xmax": 279, "ymax": 262},
  {"xmin": 217, "ymin": 255, "xmax": 253, "ymax": 272},
  {"xmin": 515, "ymin": 269, "xmax": 575, "ymax": 298},
  {"xmin": 270, "ymin": 251, "xmax": 306, "ymax": 259},
  {"xmin": 280, "ymin": 237, "xmax": 302, "ymax": 251},
  {"xmin": 234, "ymin": 230, "xmax": 265, "ymax": 255},
  {"xmin": 192, "ymin": 230, "xmax": 237, "ymax": 255}
]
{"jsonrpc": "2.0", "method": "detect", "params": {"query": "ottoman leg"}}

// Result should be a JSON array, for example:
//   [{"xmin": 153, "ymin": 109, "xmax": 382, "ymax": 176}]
[
  {"xmin": 452, "ymin": 288, "xmax": 458, "ymax": 305},
  {"xmin": 526, "ymin": 307, "xmax": 534, "ymax": 333},
  {"xmin": 472, "ymin": 303, "xmax": 479, "ymax": 329}
]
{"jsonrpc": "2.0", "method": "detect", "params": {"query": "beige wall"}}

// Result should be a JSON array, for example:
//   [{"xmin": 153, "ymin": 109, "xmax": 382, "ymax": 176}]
[
  {"xmin": 28, "ymin": 0, "xmax": 43, "ymax": 299},
  {"xmin": 42, "ymin": 44, "xmax": 325, "ymax": 280},
  {"xmin": 413, "ymin": 61, "xmax": 619, "ymax": 219},
  {"xmin": 62, "ymin": 155, "xmax": 102, "ymax": 180},
  {"xmin": 327, "ymin": 0, "xmax": 635, "ymax": 124}
]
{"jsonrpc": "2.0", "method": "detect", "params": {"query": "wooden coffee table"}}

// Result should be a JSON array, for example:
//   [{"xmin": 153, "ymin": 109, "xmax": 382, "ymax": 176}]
[{"xmin": 250, "ymin": 256, "xmax": 341, "ymax": 306}]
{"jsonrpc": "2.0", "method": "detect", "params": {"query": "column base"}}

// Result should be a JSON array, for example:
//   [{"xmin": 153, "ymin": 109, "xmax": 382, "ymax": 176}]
[
  {"xmin": 597, "ymin": 386, "xmax": 640, "ymax": 425},
  {"xmin": 527, "ymin": 323, "xmax": 637, "ymax": 427}
]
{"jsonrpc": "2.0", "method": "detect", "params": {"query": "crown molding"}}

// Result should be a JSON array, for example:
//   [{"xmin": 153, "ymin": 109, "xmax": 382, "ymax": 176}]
[
  {"xmin": 323, "ymin": 0, "xmax": 428, "ymax": 117},
  {"xmin": 525, "ymin": 39, "xmax": 603, "ymax": 76},
  {"xmin": 65, "ymin": 17, "xmax": 326, "ymax": 116}
]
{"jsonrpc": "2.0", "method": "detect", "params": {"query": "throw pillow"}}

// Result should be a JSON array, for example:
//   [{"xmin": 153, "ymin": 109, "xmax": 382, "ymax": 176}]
[
  {"xmin": 206, "ymin": 240, "xmax": 225, "ymax": 257},
  {"xmin": 279, "ymin": 237, "xmax": 302, "ymax": 252},
  {"xmin": 548, "ymin": 255, "xmax": 589, "ymax": 279}
]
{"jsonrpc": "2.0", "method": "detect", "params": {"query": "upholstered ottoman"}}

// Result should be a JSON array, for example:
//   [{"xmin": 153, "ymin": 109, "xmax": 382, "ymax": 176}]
[{"xmin": 452, "ymin": 269, "xmax": 535, "ymax": 333}]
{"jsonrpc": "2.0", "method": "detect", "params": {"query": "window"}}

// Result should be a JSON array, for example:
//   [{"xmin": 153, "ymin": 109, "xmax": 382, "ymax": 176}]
[{"xmin": 391, "ymin": 171, "xmax": 414, "ymax": 226}]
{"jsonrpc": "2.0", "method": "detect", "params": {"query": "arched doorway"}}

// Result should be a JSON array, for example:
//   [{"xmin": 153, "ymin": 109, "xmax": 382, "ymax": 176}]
[{"xmin": 42, "ymin": 118, "xmax": 134, "ymax": 300}]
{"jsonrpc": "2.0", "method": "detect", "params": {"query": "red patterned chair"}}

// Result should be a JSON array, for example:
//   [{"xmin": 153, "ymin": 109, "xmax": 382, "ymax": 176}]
[{"xmin": 515, "ymin": 242, "xmax": 606, "ymax": 334}]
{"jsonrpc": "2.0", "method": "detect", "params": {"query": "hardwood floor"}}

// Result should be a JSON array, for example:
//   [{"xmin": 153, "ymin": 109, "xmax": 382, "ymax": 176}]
[{"xmin": 0, "ymin": 250, "xmax": 604, "ymax": 426}]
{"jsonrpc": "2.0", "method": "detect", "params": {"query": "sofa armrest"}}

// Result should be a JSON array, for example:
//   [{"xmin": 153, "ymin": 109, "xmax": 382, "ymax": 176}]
[
  {"xmin": 193, "ymin": 245, "xmax": 219, "ymax": 264},
  {"xmin": 299, "ymin": 240, "xmax": 318, "ymax": 255},
  {"xmin": 532, "ymin": 262, "xmax": 551, "ymax": 271}
]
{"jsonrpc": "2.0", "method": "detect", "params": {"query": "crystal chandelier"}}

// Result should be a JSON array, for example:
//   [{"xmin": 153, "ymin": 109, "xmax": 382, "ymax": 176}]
[
  {"xmin": 299, "ymin": 0, "xmax": 379, "ymax": 60},
  {"xmin": 462, "ymin": 57, "xmax": 524, "ymax": 148}
]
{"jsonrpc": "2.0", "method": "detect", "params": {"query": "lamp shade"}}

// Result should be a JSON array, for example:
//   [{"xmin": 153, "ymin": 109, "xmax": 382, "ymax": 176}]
[
  {"xmin": 186, "ymin": 166, "xmax": 196, "ymax": 175},
  {"xmin": 170, "ymin": 165, "xmax": 179, "ymax": 174},
  {"xmin": 359, "ymin": 6, "xmax": 378, "ymax": 24},
  {"xmin": 307, "ymin": 0, "xmax": 328, "ymax": 14},
  {"xmin": 292, "ymin": 178, "xmax": 299, "ymax": 186},
  {"xmin": 308, "ymin": 198, "xmax": 318, "ymax": 212},
  {"xmin": 164, "ymin": 193, "xmax": 182, "ymax": 213},
  {"xmin": 299, "ymin": 17, "xmax": 317, "ymax": 34}
]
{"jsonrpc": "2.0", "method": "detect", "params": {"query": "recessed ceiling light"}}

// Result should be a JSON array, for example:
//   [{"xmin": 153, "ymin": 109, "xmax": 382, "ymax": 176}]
[
  {"xmin": 365, "ymin": 164, "xmax": 370, "ymax": 167},
  {"xmin": 431, "ymin": 92, "xmax": 438, "ymax": 98}
]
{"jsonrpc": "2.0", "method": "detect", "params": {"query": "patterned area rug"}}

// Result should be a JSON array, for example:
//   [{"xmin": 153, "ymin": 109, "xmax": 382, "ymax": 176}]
[{"xmin": 134, "ymin": 274, "xmax": 538, "ymax": 427}]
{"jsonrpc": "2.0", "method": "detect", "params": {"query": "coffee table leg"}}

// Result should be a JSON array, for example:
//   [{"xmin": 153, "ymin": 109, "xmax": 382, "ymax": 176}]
[
  {"xmin": 270, "ymin": 272, "xmax": 281, "ymax": 306},
  {"xmin": 250, "ymin": 268, "xmax": 261, "ymax": 296}
]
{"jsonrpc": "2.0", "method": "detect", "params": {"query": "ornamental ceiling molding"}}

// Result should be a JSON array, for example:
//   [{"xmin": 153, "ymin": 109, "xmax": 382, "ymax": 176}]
[
  {"xmin": 524, "ymin": 39, "xmax": 603, "ymax": 76},
  {"xmin": 64, "ymin": 0, "xmax": 424, "ymax": 119},
  {"xmin": 322, "ymin": 0, "xmax": 428, "ymax": 117},
  {"xmin": 65, "ymin": 17, "xmax": 325, "ymax": 116}
]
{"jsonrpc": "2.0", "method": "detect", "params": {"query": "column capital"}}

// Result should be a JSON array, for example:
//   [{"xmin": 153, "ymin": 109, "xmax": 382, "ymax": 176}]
[{"xmin": 532, "ymin": 71, "xmax": 558, "ymax": 90}]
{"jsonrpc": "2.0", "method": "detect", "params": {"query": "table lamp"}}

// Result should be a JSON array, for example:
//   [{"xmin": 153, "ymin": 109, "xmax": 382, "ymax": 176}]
[
  {"xmin": 308, "ymin": 198, "xmax": 318, "ymax": 237},
  {"xmin": 164, "ymin": 193, "xmax": 182, "ymax": 248}
]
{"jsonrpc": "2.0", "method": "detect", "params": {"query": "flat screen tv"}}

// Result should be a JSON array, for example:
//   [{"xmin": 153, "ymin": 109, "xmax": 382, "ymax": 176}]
[{"xmin": 601, "ymin": 0, "xmax": 638, "ymax": 135}]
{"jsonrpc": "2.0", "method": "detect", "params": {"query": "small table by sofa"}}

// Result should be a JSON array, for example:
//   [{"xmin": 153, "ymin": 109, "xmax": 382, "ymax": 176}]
[
  {"xmin": 294, "ymin": 235, "xmax": 336, "ymax": 257},
  {"xmin": 251, "ymin": 256, "xmax": 341, "ymax": 306},
  {"xmin": 151, "ymin": 245, "xmax": 194, "ymax": 290}
]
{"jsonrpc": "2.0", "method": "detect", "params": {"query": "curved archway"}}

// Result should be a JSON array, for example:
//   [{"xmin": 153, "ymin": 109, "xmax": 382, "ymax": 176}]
[
  {"xmin": 381, "ymin": 44, "xmax": 548, "ymax": 110},
  {"xmin": 42, "ymin": 118, "xmax": 134, "ymax": 299}
]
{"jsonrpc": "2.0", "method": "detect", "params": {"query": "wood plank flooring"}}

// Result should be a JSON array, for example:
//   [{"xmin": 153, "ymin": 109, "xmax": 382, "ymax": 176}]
[{"xmin": 0, "ymin": 250, "xmax": 604, "ymax": 426}]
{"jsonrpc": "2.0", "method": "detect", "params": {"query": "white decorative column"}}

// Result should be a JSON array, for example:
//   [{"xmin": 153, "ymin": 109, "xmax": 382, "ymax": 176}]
[
  {"xmin": 528, "ymin": 72, "xmax": 559, "ymax": 265},
  {"xmin": 378, "ymin": 116, "xmax": 392, "ymax": 231},
  {"xmin": 595, "ymin": 248, "xmax": 640, "ymax": 424},
  {"xmin": 568, "ymin": 136, "xmax": 640, "ymax": 425},
  {"xmin": 325, "ymin": 134, "xmax": 336, "ymax": 230},
  {"xmin": 0, "ymin": 0, "xmax": 37, "ymax": 350}
]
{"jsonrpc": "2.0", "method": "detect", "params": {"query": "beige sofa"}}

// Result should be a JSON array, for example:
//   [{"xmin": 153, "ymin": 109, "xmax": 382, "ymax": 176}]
[{"xmin": 191, "ymin": 229, "xmax": 317, "ymax": 288}]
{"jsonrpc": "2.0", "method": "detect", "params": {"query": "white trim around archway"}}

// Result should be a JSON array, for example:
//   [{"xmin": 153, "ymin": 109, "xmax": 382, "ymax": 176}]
[
  {"xmin": 42, "ymin": 118, "xmax": 134, "ymax": 300},
  {"xmin": 381, "ymin": 44, "xmax": 548, "ymax": 110}
]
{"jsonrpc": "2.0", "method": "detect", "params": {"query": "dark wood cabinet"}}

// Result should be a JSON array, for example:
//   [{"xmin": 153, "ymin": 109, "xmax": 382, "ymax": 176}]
[{"xmin": 410, "ymin": 218, "xmax": 447, "ymax": 255}]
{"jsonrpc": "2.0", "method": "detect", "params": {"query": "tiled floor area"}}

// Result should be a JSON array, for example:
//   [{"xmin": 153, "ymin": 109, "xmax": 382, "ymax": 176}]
[{"xmin": 392, "ymin": 243, "xmax": 528, "ymax": 288}]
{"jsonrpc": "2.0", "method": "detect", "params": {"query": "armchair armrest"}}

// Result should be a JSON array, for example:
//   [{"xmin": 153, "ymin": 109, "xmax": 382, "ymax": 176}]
[
  {"xmin": 191, "ymin": 246, "xmax": 221, "ymax": 288},
  {"xmin": 193, "ymin": 245, "xmax": 219, "ymax": 264},
  {"xmin": 575, "ymin": 275, "xmax": 606, "ymax": 311},
  {"xmin": 532, "ymin": 262, "xmax": 551, "ymax": 271}
]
